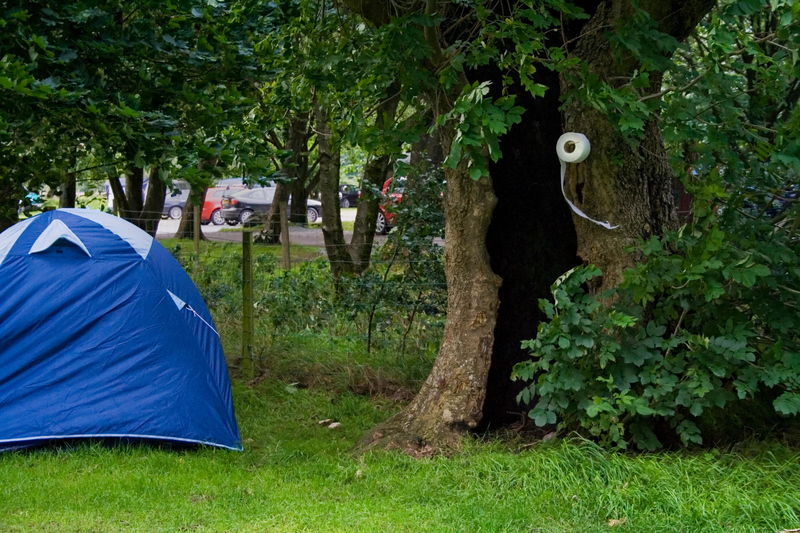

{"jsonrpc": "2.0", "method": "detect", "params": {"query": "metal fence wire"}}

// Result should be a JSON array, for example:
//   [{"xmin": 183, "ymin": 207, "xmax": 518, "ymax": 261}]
[{"xmin": 161, "ymin": 219, "xmax": 447, "ymax": 379}]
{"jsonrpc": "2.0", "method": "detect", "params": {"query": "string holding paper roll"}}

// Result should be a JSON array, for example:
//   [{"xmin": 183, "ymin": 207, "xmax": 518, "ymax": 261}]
[{"xmin": 557, "ymin": 133, "xmax": 618, "ymax": 230}]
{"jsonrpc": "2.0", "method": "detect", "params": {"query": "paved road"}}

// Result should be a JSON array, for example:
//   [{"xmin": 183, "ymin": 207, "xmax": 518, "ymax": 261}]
[{"xmin": 155, "ymin": 208, "xmax": 374, "ymax": 246}]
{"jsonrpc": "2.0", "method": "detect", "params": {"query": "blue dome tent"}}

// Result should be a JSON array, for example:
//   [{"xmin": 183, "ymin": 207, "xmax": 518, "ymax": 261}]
[{"xmin": 0, "ymin": 209, "xmax": 241, "ymax": 451}]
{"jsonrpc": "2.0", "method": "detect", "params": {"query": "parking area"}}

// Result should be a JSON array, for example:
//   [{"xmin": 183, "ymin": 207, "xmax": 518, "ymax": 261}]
[{"xmin": 156, "ymin": 208, "xmax": 366, "ymax": 246}]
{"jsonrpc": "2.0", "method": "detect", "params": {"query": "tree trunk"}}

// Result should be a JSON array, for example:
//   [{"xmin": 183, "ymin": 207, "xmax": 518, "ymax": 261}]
[
  {"xmin": 176, "ymin": 187, "xmax": 208, "ymax": 240},
  {"xmin": 59, "ymin": 163, "xmax": 77, "ymax": 209},
  {"xmin": 350, "ymin": 0, "xmax": 716, "ymax": 451},
  {"xmin": 290, "ymin": 175, "xmax": 309, "ymax": 226},
  {"xmin": 0, "ymin": 181, "xmax": 21, "ymax": 232},
  {"xmin": 348, "ymin": 154, "xmax": 392, "ymax": 272},
  {"xmin": 111, "ymin": 167, "xmax": 165, "ymax": 237},
  {"xmin": 559, "ymin": 0, "xmax": 713, "ymax": 293},
  {"xmin": 348, "ymin": 84, "xmax": 401, "ymax": 274},
  {"xmin": 255, "ymin": 117, "xmax": 307, "ymax": 244},
  {"xmin": 316, "ymin": 102, "xmax": 355, "ymax": 280},
  {"xmin": 316, "ymin": 85, "xmax": 400, "ymax": 277},
  {"xmin": 138, "ymin": 167, "xmax": 165, "ymax": 237},
  {"xmin": 356, "ymin": 119, "xmax": 502, "ymax": 452},
  {"xmin": 125, "ymin": 167, "xmax": 145, "ymax": 220}
]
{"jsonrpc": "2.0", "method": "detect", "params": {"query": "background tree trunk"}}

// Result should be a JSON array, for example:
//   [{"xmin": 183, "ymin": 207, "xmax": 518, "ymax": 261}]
[
  {"xmin": 0, "ymin": 181, "xmax": 21, "ymax": 232},
  {"xmin": 138, "ymin": 167, "xmax": 165, "ymax": 237},
  {"xmin": 59, "ymin": 160, "xmax": 77, "ymax": 209},
  {"xmin": 110, "ymin": 167, "xmax": 165, "ymax": 237},
  {"xmin": 348, "ymin": 84, "xmax": 400, "ymax": 274},
  {"xmin": 317, "ymin": 103, "xmax": 355, "ymax": 280},
  {"xmin": 256, "ymin": 117, "xmax": 307, "ymax": 244},
  {"xmin": 176, "ymin": 187, "xmax": 208, "ymax": 240}
]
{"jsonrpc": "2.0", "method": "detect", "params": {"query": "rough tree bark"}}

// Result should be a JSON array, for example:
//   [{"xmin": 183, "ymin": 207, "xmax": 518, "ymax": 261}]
[
  {"xmin": 316, "ymin": 85, "xmax": 400, "ymax": 278},
  {"xmin": 0, "ymin": 181, "xmax": 21, "ymax": 232},
  {"xmin": 255, "ymin": 117, "xmax": 307, "ymax": 244},
  {"xmin": 559, "ymin": 0, "xmax": 715, "ymax": 294},
  {"xmin": 357, "ymin": 119, "xmax": 502, "ymax": 451},
  {"xmin": 346, "ymin": 0, "xmax": 716, "ymax": 450},
  {"xmin": 175, "ymin": 187, "xmax": 208, "ymax": 240},
  {"xmin": 108, "ymin": 166, "xmax": 165, "ymax": 237}
]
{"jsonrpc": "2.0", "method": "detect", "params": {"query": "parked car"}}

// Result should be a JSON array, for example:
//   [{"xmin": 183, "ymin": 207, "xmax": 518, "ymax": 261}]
[
  {"xmin": 202, "ymin": 179, "xmax": 247, "ymax": 225},
  {"xmin": 162, "ymin": 180, "xmax": 191, "ymax": 219},
  {"xmin": 221, "ymin": 186, "xmax": 321, "ymax": 225},
  {"xmin": 375, "ymin": 177, "xmax": 404, "ymax": 234},
  {"xmin": 339, "ymin": 185, "xmax": 359, "ymax": 208}
]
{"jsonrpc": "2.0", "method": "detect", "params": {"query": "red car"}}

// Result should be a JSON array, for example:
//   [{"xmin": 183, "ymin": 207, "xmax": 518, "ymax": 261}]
[
  {"xmin": 202, "ymin": 180, "xmax": 247, "ymax": 225},
  {"xmin": 376, "ymin": 178, "xmax": 404, "ymax": 234}
]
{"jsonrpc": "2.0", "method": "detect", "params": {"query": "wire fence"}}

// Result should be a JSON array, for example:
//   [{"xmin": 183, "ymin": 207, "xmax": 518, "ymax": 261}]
[{"xmin": 160, "ymin": 215, "xmax": 447, "ymax": 381}]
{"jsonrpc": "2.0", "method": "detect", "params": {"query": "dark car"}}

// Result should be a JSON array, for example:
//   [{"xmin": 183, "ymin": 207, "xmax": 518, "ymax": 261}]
[
  {"xmin": 221, "ymin": 187, "xmax": 321, "ymax": 225},
  {"xmin": 339, "ymin": 185, "xmax": 359, "ymax": 208},
  {"xmin": 162, "ymin": 180, "xmax": 191, "ymax": 219}
]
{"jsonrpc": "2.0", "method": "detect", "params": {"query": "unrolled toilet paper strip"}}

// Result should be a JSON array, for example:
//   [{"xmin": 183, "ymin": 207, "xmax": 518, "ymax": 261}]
[{"xmin": 557, "ymin": 133, "xmax": 618, "ymax": 230}]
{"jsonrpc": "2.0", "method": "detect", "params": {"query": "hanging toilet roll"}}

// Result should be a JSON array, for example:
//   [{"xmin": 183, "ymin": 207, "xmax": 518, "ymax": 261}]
[{"xmin": 557, "ymin": 132, "xmax": 618, "ymax": 230}]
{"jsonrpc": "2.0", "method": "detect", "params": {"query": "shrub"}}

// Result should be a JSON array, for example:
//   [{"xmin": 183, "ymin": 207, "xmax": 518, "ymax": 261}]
[{"xmin": 513, "ymin": 207, "xmax": 800, "ymax": 450}]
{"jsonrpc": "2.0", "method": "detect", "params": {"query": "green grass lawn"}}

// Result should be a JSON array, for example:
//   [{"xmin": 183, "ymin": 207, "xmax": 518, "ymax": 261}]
[
  {"xmin": 2, "ymin": 239, "xmax": 798, "ymax": 533},
  {"xmin": 1, "ymin": 379, "xmax": 799, "ymax": 533}
]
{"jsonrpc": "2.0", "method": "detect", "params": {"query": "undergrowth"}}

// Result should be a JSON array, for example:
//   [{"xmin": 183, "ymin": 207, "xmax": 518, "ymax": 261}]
[{"xmin": 161, "ymin": 238, "xmax": 444, "ymax": 394}]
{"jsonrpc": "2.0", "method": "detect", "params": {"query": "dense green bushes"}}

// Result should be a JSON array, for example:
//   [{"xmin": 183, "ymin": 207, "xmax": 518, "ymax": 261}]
[{"xmin": 513, "ymin": 191, "xmax": 800, "ymax": 450}]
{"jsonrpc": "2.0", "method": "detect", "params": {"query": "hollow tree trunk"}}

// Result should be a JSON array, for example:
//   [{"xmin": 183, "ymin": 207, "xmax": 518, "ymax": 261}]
[
  {"xmin": 357, "ymin": 119, "xmax": 502, "ymax": 451},
  {"xmin": 352, "ymin": 0, "xmax": 715, "ymax": 451},
  {"xmin": 481, "ymin": 65, "xmax": 581, "ymax": 427}
]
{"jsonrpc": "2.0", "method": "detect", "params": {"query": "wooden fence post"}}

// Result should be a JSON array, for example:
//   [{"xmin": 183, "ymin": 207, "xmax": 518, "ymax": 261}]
[
  {"xmin": 279, "ymin": 200, "xmax": 291, "ymax": 270},
  {"xmin": 193, "ymin": 203, "xmax": 200, "ymax": 255},
  {"xmin": 241, "ymin": 230, "xmax": 254, "ymax": 379}
]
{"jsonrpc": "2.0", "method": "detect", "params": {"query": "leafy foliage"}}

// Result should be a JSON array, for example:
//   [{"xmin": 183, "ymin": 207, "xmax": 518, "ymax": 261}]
[
  {"xmin": 513, "ymin": 178, "xmax": 800, "ymax": 449},
  {"xmin": 440, "ymin": 81, "xmax": 524, "ymax": 180}
]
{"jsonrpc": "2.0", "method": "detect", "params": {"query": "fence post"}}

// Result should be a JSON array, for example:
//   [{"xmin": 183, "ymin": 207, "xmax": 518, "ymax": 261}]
[
  {"xmin": 279, "ymin": 200, "xmax": 291, "ymax": 270},
  {"xmin": 241, "ymin": 230, "xmax": 254, "ymax": 379},
  {"xmin": 193, "ymin": 203, "xmax": 200, "ymax": 255}
]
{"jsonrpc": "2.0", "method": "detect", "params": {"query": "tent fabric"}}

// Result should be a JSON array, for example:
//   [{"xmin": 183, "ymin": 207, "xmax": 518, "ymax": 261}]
[
  {"xmin": 0, "ymin": 209, "xmax": 241, "ymax": 451},
  {"xmin": 29, "ymin": 219, "xmax": 91, "ymax": 257}
]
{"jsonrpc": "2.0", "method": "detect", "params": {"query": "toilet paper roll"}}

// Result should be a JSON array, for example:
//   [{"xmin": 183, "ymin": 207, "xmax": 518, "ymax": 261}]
[
  {"xmin": 557, "ymin": 132, "xmax": 618, "ymax": 230},
  {"xmin": 556, "ymin": 132, "xmax": 591, "ymax": 163}
]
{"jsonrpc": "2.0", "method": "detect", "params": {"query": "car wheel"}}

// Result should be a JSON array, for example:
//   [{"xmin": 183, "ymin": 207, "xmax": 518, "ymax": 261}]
[
  {"xmin": 169, "ymin": 206, "xmax": 183, "ymax": 220},
  {"xmin": 307, "ymin": 207, "xmax": 319, "ymax": 224},
  {"xmin": 341, "ymin": 198, "xmax": 350, "ymax": 209},
  {"xmin": 211, "ymin": 209, "xmax": 224, "ymax": 226},
  {"xmin": 375, "ymin": 211, "xmax": 387, "ymax": 235},
  {"xmin": 239, "ymin": 209, "xmax": 254, "ymax": 224}
]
